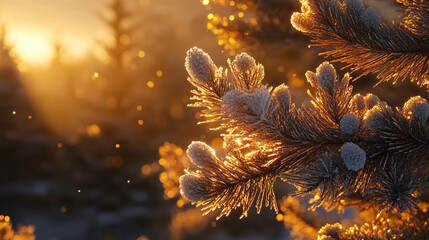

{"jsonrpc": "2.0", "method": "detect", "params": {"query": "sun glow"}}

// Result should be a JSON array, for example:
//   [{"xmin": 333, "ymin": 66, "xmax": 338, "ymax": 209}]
[
  {"xmin": 1, "ymin": 0, "xmax": 107, "ymax": 65},
  {"xmin": 10, "ymin": 28, "xmax": 54, "ymax": 64}
]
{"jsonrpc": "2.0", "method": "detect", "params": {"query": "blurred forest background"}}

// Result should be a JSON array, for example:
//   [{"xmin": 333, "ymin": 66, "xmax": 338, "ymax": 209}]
[{"xmin": 0, "ymin": 0, "xmax": 427, "ymax": 239}]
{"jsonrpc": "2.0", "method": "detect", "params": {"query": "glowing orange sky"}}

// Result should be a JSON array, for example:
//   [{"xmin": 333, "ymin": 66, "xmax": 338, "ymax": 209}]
[{"xmin": 0, "ymin": 0, "xmax": 150, "ymax": 64}]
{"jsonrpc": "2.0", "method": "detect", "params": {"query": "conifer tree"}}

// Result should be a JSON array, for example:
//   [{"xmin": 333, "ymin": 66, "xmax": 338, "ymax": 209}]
[
  {"xmin": 75, "ymin": 0, "xmax": 148, "ymax": 166},
  {"xmin": 176, "ymin": 0, "xmax": 429, "ymax": 238},
  {"xmin": 0, "ymin": 25, "xmax": 56, "ymax": 180},
  {"xmin": 96, "ymin": 0, "xmax": 136, "ymax": 116}
]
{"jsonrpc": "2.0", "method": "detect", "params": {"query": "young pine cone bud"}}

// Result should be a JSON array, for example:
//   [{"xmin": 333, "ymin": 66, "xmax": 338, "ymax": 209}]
[
  {"xmin": 186, "ymin": 141, "xmax": 219, "ymax": 168},
  {"xmin": 402, "ymin": 96, "xmax": 429, "ymax": 122},
  {"xmin": 340, "ymin": 113, "xmax": 359, "ymax": 136},
  {"xmin": 350, "ymin": 93, "xmax": 365, "ymax": 111},
  {"xmin": 230, "ymin": 52, "xmax": 256, "ymax": 76},
  {"xmin": 229, "ymin": 52, "xmax": 264, "ymax": 89},
  {"xmin": 364, "ymin": 105, "xmax": 384, "ymax": 131},
  {"xmin": 179, "ymin": 174, "xmax": 211, "ymax": 202},
  {"xmin": 306, "ymin": 62, "xmax": 338, "ymax": 94},
  {"xmin": 185, "ymin": 47, "xmax": 217, "ymax": 84},
  {"xmin": 340, "ymin": 142, "xmax": 366, "ymax": 171},
  {"xmin": 272, "ymin": 84, "xmax": 291, "ymax": 113},
  {"xmin": 315, "ymin": 62, "xmax": 338, "ymax": 94},
  {"xmin": 364, "ymin": 93, "xmax": 380, "ymax": 109}
]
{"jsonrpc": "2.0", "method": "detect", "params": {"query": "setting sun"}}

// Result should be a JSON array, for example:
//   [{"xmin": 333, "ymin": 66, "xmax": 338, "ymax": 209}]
[
  {"xmin": 1, "ymin": 0, "xmax": 107, "ymax": 64},
  {"xmin": 9, "ymin": 28, "xmax": 53, "ymax": 64}
]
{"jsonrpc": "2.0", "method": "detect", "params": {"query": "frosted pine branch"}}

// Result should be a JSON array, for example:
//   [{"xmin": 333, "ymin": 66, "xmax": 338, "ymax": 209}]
[
  {"xmin": 179, "ymin": 48, "xmax": 428, "ymax": 238},
  {"xmin": 291, "ymin": 0, "xmax": 429, "ymax": 88}
]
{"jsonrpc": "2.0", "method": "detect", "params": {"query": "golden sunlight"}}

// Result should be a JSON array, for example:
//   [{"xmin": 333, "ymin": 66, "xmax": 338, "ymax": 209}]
[
  {"xmin": 9, "ymin": 29, "xmax": 53, "ymax": 64},
  {"xmin": 1, "ymin": 0, "xmax": 106, "ymax": 64}
]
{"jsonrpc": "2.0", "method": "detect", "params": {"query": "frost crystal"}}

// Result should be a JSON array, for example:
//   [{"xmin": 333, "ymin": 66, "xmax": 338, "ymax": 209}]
[
  {"xmin": 272, "ymin": 84, "xmax": 291, "ymax": 112},
  {"xmin": 221, "ymin": 87, "xmax": 271, "ymax": 121},
  {"xmin": 402, "ymin": 96, "xmax": 429, "ymax": 121},
  {"xmin": 185, "ymin": 47, "xmax": 217, "ymax": 84},
  {"xmin": 340, "ymin": 142, "xmax": 366, "ymax": 171},
  {"xmin": 186, "ymin": 141, "xmax": 219, "ymax": 168},
  {"xmin": 340, "ymin": 113, "xmax": 359, "ymax": 136},
  {"xmin": 364, "ymin": 93, "xmax": 380, "ymax": 109},
  {"xmin": 179, "ymin": 174, "xmax": 210, "ymax": 202}
]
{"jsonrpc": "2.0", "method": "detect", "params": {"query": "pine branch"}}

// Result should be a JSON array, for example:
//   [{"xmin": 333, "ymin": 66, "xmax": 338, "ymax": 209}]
[
  {"xmin": 291, "ymin": 0, "xmax": 429, "ymax": 88},
  {"xmin": 278, "ymin": 196, "xmax": 320, "ymax": 240},
  {"xmin": 399, "ymin": 0, "xmax": 429, "ymax": 41},
  {"xmin": 158, "ymin": 142, "xmax": 190, "ymax": 201},
  {"xmin": 317, "ymin": 205, "xmax": 429, "ymax": 239},
  {"xmin": 180, "ymin": 141, "xmax": 279, "ymax": 219},
  {"xmin": 181, "ymin": 47, "xmax": 429, "ymax": 219}
]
